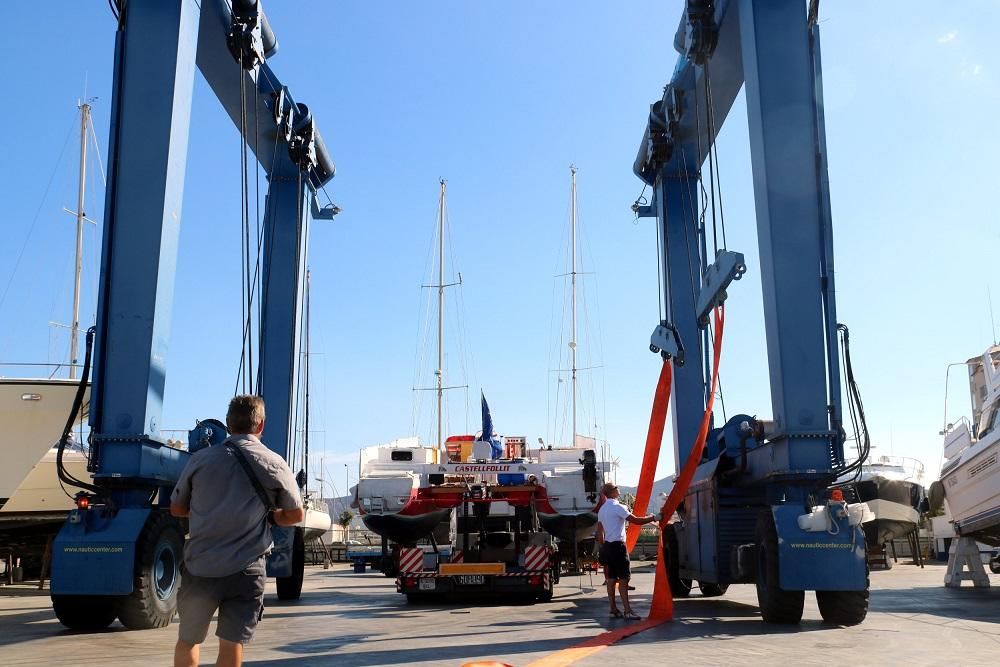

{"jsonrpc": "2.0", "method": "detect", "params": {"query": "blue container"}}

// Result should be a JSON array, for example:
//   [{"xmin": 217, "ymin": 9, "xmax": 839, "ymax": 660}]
[{"xmin": 498, "ymin": 459, "xmax": 526, "ymax": 486}]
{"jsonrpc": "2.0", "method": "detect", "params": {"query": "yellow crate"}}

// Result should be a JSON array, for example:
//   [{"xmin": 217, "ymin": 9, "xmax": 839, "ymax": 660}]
[{"xmin": 439, "ymin": 562, "xmax": 506, "ymax": 576}]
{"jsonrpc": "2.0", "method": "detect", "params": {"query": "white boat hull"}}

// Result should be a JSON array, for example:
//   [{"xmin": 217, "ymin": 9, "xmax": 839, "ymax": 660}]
[
  {"xmin": 0, "ymin": 379, "xmax": 89, "ymax": 514},
  {"xmin": 301, "ymin": 506, "xmax": 333, "ymax": 542},
  {"xmin": 941, "ymin": 430, "xmax": 1000, "ymax": 545}
]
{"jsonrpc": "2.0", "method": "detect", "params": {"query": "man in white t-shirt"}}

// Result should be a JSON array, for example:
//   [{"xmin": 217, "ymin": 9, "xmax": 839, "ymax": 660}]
[{"xmin": 596, "ymin": 482, "xmax": 656, "ymax": 619}]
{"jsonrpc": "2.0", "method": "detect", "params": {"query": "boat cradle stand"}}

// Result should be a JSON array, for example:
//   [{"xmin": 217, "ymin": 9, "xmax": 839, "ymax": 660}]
[{"xmin": 943, "ymin": 536, "xmax": 990, "ymax": 588}]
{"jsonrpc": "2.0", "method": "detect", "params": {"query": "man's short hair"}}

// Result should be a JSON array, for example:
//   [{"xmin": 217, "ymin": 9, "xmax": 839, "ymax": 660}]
[
  {"xmin": 227, "ymin": 395, "xmax": 265, "ymax": 434},
  {"xmin": 601, "ymin": 482, "xmax": 617, "ymax": 497}
]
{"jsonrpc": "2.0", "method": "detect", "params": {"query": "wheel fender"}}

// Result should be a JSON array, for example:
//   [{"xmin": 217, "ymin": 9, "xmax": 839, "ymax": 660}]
[
  {"xmin": 52, "ymin": 507, "xmax": 151, "ymax": 596},
  {"xmin": 771, "ymin": 504, "xmax": 867, "ymax": 592}
]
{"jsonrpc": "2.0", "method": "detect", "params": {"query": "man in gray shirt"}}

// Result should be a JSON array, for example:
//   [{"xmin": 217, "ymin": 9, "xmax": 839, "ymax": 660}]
[{"xmin": 170, "ymin": 395, "xmax": 303, "ymax": 667}]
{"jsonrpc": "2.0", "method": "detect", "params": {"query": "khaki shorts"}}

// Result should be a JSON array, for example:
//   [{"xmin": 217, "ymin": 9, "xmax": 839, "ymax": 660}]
[{"xmin": 178, "ymin": 558, "xmax": 265, "ymax": 645}]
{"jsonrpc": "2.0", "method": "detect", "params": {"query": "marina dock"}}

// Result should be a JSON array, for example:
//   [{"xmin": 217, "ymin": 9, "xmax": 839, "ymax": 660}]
[{"xmin": 2, "ymin": 563, "xmax": 997, "ymax": 665}]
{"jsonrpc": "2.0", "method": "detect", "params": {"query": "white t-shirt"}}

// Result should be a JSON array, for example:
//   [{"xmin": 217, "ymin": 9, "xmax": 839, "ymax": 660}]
[{"xmin": 597, "ymin": 498, "xmax": 631, "ymax": 543}]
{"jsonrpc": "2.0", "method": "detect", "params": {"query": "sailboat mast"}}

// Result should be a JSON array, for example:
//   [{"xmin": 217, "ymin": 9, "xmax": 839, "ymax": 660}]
[
  {"xmin": 437, "ymin": 179, "xmax": 446, "ymax": 453},
  {"xmin": 70, "ymin": 101, "xmax": 91, "ymax": 379},
  {"xmin": 304, "ymin": 269, "xmax": 311, "ymax": 487},
  {"xmin": 570, "ymin": 165, "xmax": 578, "ymax": 446}
]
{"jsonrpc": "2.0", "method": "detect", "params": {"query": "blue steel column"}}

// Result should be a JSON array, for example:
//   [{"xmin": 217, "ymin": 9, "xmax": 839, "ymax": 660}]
[
  {"xmin": 656, "ymin": 172, "xmax": 705, "ymax": 467},
  {"xmin": 257, "ymin": 169, "xmax": 309, "ymax": 461},
  {"xmin": 738, "ymin": 0, "xmax": 831, "ymax": 473},
  {"xmin": 90, "ymin": 0, "xmax": 199, "ymax": 464}
]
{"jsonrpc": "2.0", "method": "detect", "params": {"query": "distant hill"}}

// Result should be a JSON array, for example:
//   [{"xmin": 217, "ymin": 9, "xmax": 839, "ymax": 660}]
[{"xmin": 618, "ymin": 476, "xmax": 673, "ymax": 496}]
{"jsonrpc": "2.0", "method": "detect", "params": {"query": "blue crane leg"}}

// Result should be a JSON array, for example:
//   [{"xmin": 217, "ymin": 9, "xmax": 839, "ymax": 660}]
[
  {"xmin": 52, "ymin": 0, "xmax": 200, "ymax": 599},
  {"xmin": 257, "ymin": 171, "xmax": 309, "ymax": 463},
  {"xmin": 655, "ymin": 174, "xmax": 707, "ymax": 467},
  {"xmin": 88, "ymin": 0, "xmax": 200, "ymax": 483},
  {"xmin": 739, "ymin": 0, "xmax": 835, "ymax": 476}
]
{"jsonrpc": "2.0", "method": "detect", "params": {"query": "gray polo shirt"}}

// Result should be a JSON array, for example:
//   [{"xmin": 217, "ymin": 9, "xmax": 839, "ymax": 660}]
[{"xmin": 171, "ymin": 433, "xmax": 302, "ymax": 578}]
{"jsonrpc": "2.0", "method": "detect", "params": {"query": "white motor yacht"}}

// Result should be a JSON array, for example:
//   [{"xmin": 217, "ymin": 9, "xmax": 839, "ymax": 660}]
[{"xmin": 936, "ymin": 345, "xmax": 1000, "ymax": 546}]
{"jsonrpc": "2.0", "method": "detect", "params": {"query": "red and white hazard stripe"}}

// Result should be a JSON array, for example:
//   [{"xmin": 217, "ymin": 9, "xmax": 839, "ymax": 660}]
[
  {"xmin": 523, "ymin": 545, "xmax": 549, "ymax": 571},
  {"xmin": 451, "ymin": 550, "xmax": 464, "ymax": 563},
  {"xmin": 398, "ymin": 547, "xmax": 424, "ymax": 573}
]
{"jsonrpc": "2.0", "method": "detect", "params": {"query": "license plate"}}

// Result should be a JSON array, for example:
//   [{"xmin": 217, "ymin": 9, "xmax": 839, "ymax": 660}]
[
  {"xmin": 457, "ymin": 575, "xmax": 484, "ymax": 585},
  {"xmin": 418, "ymin": 579, "xmax": 436, "ymax": 591}
]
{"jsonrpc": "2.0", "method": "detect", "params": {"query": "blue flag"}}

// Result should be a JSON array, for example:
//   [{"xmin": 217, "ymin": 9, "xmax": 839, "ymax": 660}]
[{"xmin": 479, "ymin": 391, "xmax": 503, "ymax": 459}]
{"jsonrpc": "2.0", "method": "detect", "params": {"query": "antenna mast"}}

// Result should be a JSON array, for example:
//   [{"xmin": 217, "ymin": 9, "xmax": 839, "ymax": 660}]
[
  {"xmin": 305, "ymin": 268, "xmax": 311, "ymax": 488},
  {"xmin": 70, "ymin": 101, "xmax": 91, "ymax": 379},
  {"xmin": 570, "ymin": 165, "xmax": 578, "ymax": 447},
  {"xmin": 437, "ymin": 179, "xmax": 446, "ymax": 454}
]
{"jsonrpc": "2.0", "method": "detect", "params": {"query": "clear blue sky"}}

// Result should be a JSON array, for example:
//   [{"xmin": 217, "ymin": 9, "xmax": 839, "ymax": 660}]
[{"xmin": 1, "ymin": 2, "xmax": 997, "ymax": 490}]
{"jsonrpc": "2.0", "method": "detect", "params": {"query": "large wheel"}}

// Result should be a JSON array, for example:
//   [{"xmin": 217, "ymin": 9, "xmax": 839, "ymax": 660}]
[
  {"xmin": 755, "ymin": 510, "xmax": 804, "ymax": 624},
  {"xmin": 538, "ymin": 570, "xmax": 555, "ymax": 602},
  {"xmin": 665, "ymin": 523, "xmax": 692, "ymax": 598},
  {"xmin": 382, "ymin": 555, "xmax": 398, "ymax": 578},
  {"xmin": 816, "ymin": 557, "xmax": 869, "ymax": 626},
  {"xmin": 699, "ymin": 582, "xmax": 729, "ymax": 597},
  {"xmin": 276, "ymin": 527, "xmax": 305, "ymax": 600},
  {"xmin": 52, "ymin": 595, "xmax": 118, "ymax": 631},
  {"xmin": 118, "ymin": 511, "xmax": 183, "ymax": 629}
]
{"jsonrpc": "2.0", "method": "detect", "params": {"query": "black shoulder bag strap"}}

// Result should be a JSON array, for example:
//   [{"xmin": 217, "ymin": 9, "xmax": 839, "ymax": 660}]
[{"xmin": 225, "ymin": 442, "xmax": 276, "ymax": 513}]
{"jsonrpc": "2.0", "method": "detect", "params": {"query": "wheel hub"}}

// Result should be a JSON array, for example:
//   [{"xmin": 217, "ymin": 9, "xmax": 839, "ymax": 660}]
[{"xmin": 153, "ymin": 542, "xmax": 178, "ymax": 599}]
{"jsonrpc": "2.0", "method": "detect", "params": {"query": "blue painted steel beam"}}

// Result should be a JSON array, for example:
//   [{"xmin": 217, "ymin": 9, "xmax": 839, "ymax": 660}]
[
  {"xmin": 810, "ymin": 21, "xmax": 845, "ymax": 467},
  {"xmin": 195, "ymin": 0, "xmax": 335, "ymax": 187},
  {"xmin": 633, "ymin": 0, "xmax": 744, "ymax": 183},
  {"xmin": 738, "ymin": 0, "xmax": 835, "ymax": 474},
  {"xmin": 256, "ymin": 167, "xmax": 309, "ymax": 462},
  {"xmin": 89, "ymin": 0, "xmax": 200, "ymax": 485},
  {"xmin": 655, "ymin": 174, "xmax": 706, "ymax": 467}
]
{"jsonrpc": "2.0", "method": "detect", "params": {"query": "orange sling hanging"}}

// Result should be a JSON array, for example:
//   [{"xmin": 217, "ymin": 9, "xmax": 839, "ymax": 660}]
[
  {"xmin": 648, "ymin": 304, "xmax": 726, "ymax": 620},
  {"xmin": 624, "ymin": 359, "xmax": 674, "ymax": 553}
]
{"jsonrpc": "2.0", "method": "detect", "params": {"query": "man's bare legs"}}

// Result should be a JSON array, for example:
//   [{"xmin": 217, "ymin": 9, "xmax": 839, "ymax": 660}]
[
  {"xmin": 618, "ymin": 579, "xmax": 636, "ymax": 617},
  {"xmin": 216, "ymin": 639, "xmax": 243, "ymax": 667},
  {"xmin": 606, "ymin": 577, "xmax": 620, "ymax": 614},
  {"xmin": 174, "ymin": 640, "xmax": 199, "ymax": 667}
]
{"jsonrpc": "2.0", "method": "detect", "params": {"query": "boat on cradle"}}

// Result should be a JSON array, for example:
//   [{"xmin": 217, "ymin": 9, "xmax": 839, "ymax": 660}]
[
  {"xmin": 0, "ymin": 379, "xmax": 90, "ymax": 535},
  {"xmin": 301, "ymin": 495, "xmax": 332, "ymax": 542},
  {"xmin": 354, "ymin": 435, "xmax": 607, "ymax": 548},
  {"xmin": 352, "ymin": 179, "xmax": 608, "ymax": 550},
  {"xmin": 0, "ymin": 101, "xmax": 99, "ymax": 547},
  {"xmin": 832, "ymin": 455, "xmax": 927, "ymax": 550},
  {"xmin": 932, "ymin": 345, "xmax": 1000, "ymax": 547}
]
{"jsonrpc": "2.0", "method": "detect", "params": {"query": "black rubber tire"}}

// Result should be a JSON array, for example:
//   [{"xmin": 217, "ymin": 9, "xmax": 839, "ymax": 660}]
[
  {"xmin": 118, "ymin": 511, "xmax": 183, "ymax": 629},
  {"xmin": 538, "ymin": 571, "xmax": 555, "ymax": 602},
  {"xmin": 382, "ymin": 556, "xmax": 397, "ymax": 578},
  {"xmin": 665, "ymin": 523, "xmax": 692, "ymax": 598},
  {"xmin": 52, "ymin": 595, "xmax": 118, "ymax": 631},
  {"xmin": 816, "ymin": 581, "xmax": 869, "ymax": 626},
  {"xmin": 699, "ymin": 582, "xmax": 729, "ymax": 597},
  {"xmin": 990, "ymin": 557, "xmax": 1000, "ymax": 575},
  {"xmin": 276, "ymin": 527, "xmax": 305, "ymax": 600},
  {"xmin": 754, "ymin": 510, "xmax": 804, "ymax": 624}
]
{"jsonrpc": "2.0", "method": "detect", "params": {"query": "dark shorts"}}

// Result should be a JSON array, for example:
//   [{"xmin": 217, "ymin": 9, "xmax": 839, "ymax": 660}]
[
  {"xmin": 178, "ymin": 558, "xmax": 265, "ymax": 645},
  {"xmin": 600, "ymin": 541, "xmax": 631, "ymax": 581}
]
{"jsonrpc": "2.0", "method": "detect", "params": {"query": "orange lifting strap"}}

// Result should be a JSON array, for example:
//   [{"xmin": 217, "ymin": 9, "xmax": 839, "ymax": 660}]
[
  {"xmin": 624, "ymin": 360, "xmax": 674, "ymax": 553},
  {"xmin": 649, "ymin": 305, "xmax": 725, "ymax": 620},
  {"xmin": 523, "ymin": 307, "xmax": 726, "ymax": 667}
]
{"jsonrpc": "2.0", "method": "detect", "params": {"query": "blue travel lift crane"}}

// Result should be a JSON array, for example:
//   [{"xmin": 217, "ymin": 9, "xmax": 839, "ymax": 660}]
[
  {"xmin": 48, "ymin": 0, "xmax": 338, "ymax": 630},
  {"xmin": 635, "ymin": 0, "xmax": 869, "ymax": 624}
]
